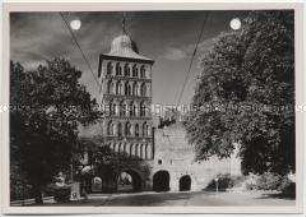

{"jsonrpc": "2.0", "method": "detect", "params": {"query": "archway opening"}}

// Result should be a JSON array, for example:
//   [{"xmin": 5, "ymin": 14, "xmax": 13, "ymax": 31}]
[
  {"xmin": 179, "ymin": 175, "xmax": 191, "ymax": 191},
  {"xmin": 117, "ymin": 170, "xmax": 142, "ymax": 192},
  {"xmin": 153, "ymin": 170, "xmax": 170, "ymax": 192},
  {"xmin": 91, "ymin": 176, "xmax": 103, "ymax": 193}
]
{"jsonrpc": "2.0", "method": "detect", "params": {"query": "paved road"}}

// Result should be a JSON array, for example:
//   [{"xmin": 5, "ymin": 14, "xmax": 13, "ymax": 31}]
[{"xmin": 64, "ymin": 191, "xmax": 295, "ymax": 207}]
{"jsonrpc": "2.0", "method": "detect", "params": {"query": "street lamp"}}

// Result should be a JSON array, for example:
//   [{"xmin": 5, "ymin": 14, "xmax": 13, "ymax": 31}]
[{"xmin": 214, "ymin": 177, "xmax": 219, "ymax": 194}]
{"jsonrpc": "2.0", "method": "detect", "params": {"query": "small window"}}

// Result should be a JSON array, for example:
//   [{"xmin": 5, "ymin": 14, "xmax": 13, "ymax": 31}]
[
  {"xmin": 125, "ymin": 122, "xmax": 131, "ymax": 136},
  {"xmin": 107, "ymin": 80, "xmax": 113, "ymax": 94},
  {"xmin": 132, "ymin": 65, "xmax": 138, "ymax": 77},
  {"xmin": 107, "ymin": 62, "xmax": 113, "ymax": 75},
  {"xmin": 140, "ymin": 102, "xmax": 146, "ymax": 117},
  {"xmin": 117, "ymin": 123, "xmax": 122, "ymax": 137},
  {"xmin": 158, "ymin": 159, "xmax": 162, "ymax": 165},
  {"xmin": 125, "ymin": 82, "xmax": 131, "ymax": 96},
  {"xmin": 132, "ymin": 82, "xmax": 138, "ymax": 96},
  {"xmin": 108, "ymin": 121, "xmax": 114, "ymax": 135},
  {"xmin": 140, "ymin": 65, "xmax": 146, "ymax": 78},
  {"xmin": 116, "ymin": 81, "xmax": 122, "ymax": 95},
  {"xmin": 135, "ymin": 124, "xmax": 139, "ymax": 137},
  {"xmin": 116, "ymin": 63, "xmax": 122, "ymax": 76},
  {"xmin": 124, "ymin": 63, "xmax": 130, "ymax": 77},
  {"xmin": 140, "ymin": 83, "xmax": 147, "ymax": 97}
]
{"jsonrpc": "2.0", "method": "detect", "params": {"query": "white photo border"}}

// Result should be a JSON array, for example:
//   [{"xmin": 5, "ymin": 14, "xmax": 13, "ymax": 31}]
[{"xmin": 1, "ymin": 1, "xmax": 304, "ymax": 214}]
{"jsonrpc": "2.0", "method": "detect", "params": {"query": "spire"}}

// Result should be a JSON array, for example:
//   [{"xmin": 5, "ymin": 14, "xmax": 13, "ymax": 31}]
[{"xmin": 121, "ymin": 12, "xmax": 127, "ymax": 34}]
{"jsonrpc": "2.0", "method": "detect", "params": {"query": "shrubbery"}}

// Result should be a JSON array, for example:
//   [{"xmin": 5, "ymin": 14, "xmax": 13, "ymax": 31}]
[
  {"xmin": 255, "ymin": 172, "xmax": 283, "ymax": 191},
  {"xmin": 244, "ymin": 172, "xmax": 295, "ymax": 192},
  {"xmin": 205, "ymin": 172, "xmax": 295, "ymax": 198},
  {"xmin": 45, "ymin": 184, "xmax": 71, "ymax": 203},
  {"xmin": 205, "ymin": 173, "xmax": 244, "ymax": 191}
]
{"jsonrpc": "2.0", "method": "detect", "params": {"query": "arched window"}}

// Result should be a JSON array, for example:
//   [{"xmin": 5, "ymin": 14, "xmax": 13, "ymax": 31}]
[
  {"xmin": 132, "ymin": 65, "xmax": 138, "ymax": 77},
  {"xmin": 140, "ymin": 101, "xmax": 146, "ymax": 117},
  {"xmin": 135, "ymin": 144, "xmax": 139, "ymax": 157},
  {"xmin": 107, "ymin": 80, "xmax": 113, "ymax": 94},
  {"xmin": 117, "ymin": 123, "xmax": 122, "ymax": 137},
  {"xmin": 135, "ymin": 124, "xmax": 139, "ymax": 137},
  {"xmin": 108, "ymin": 100, "xmax": 113, "ymax": 116},
  {"xmin": 140, "ymin": 65, "xmax": 146, "ymax": 78},
  {"xmin": 129, "ymin": 101, "xmax": 136, "ymax": 117},
  {"xmin": 143, "ymin": 122, "xmax": 148, "ymax": 137},
  {"xmin": 124, "ymin": 63, "xmax": 130, "ymax": 77},
  {"xmin": 125, "ymin": 82, "xmax": 131, "ymax": 96},
  {"xmin": 107, "ymin": 62, "xmax": 113, "ymax": 75},
  {"xmin": 140, "ymin": 83, "xmax": 147, "ymax": 97},
  {"xmin": 125, "ymin": 122, "xmax": 131, "ymax": 136},
  {"xmin": 108, "ymin": 121, "xmax": 114, "ymax": 135},
  {"xmin": 130, "ymin": 144, "xmax": 134, "ymax": 157},
  {"xmin": 140, "ymin": 144, "xmax": 144, "ymax": 159},
  {"xmin": 132, "ymin": 82, "xmax": 138, "ymax": 96},
  {"xmin": 110, "ymin": 101, "xmax": 116, "ymax": 116},
  {"xmin": 120, "ymin": 100, "xmax": 126, "ymax": 116},
  {"xmin": 116, "ymin": 81, "xmax": 122, "ymax": 95},
  {"xmin": 116, "ymin": 63, "xmax": 122, "ymax": 76}
]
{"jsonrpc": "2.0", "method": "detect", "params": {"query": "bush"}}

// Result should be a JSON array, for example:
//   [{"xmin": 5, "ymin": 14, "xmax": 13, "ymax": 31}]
[
  {"xmin": 255, "ymin": 172, "xmax": 283, "ymax": 191},
  {"xmin": 45, "ymin": 184, "xmax": 71, "ymax": 203},
  {"xmin": 280, "ymin": 182, "xmax": 295, "ymax": 198},
  {"xmin": 53, "ymin": 187, "xmax": 71, "ymax": 203},
  {"xmin": 242, "ymin": 172, "xmax": 296, "ymax": 195},
  {"xmin": 205, "ymin": 173, "xmax": 242, "ymax": 191}
]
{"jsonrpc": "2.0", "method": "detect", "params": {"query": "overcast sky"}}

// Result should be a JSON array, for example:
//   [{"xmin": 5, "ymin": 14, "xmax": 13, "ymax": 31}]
[{"xmin": 10, "ymin": 11, "xmax": 248, "ymax": 105}]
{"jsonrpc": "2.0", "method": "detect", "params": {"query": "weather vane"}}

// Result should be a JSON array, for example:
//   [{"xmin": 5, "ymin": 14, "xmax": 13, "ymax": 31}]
[{"xmin": 121, "ymin": 12, "xmax": 127, "ymax": 34}]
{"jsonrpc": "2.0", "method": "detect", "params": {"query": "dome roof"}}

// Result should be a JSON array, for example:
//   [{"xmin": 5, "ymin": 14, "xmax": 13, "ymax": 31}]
[
  {"xmin": 107, "ymin": 34, "xmax": 153, "ymax": 62},
  {"xmin": 110, "ymin": 34, "xmax": 134, "ymax": 53}
]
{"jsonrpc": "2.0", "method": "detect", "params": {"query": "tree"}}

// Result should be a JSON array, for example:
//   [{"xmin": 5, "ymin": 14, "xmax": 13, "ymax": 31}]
[
  {"xmin": 10, "ymin": 58, "xmax": 99, "ymax": 203},
  {"xmin": 184, "ymin": 11, "xmax": 294, "ymax": 175}
]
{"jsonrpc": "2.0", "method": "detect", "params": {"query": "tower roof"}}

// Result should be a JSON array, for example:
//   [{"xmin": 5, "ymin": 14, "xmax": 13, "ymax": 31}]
[{"xmin": 106, "ymin": 34, "xmax": 153, "ymax": 62}]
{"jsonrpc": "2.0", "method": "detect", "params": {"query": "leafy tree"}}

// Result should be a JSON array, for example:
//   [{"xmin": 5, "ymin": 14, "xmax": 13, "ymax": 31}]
[
  {"xmin": 10, "ymin": 58, "xmax": 99, "ymax": 203},
  {"xmin": 184, "ymin": 11, "xmax": 294, "ymax": 175}
]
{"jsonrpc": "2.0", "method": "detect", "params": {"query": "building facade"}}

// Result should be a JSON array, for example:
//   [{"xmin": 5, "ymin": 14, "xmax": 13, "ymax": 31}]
[{"xmin": 79, "ymin": 32, "xmax": 241, "ymax": 193}]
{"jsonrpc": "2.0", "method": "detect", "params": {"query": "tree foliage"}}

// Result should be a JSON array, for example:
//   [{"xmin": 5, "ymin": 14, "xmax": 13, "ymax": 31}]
[
  {"xmin": 184, "ymin": 11, "xmax": 295, "ymax": 175},
  {"xmin": 10, "ymin": 58, "xmax": 99, "ymax": 202}
]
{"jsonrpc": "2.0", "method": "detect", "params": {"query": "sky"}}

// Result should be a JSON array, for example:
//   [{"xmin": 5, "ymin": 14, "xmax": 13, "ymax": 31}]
[{"xmin": 10, "ymin": 10, "xmax": 248, "ymax": 106}]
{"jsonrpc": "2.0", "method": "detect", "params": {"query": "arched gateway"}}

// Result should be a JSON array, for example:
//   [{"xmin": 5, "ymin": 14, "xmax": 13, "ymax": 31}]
[
  {"xmin": 179, "ymin": 175, "xmax": 191, "ymax": 191},
  {"xmin": 153, "ymin": 170, "xmax": 170, "ymax": 192},
  {"xmin": 91, "ymin": 28, "xmax": 155, "ymax": 193},
  {"xmin": 117, "ymin": 170, "xmax": 142, "ymax": 192}
]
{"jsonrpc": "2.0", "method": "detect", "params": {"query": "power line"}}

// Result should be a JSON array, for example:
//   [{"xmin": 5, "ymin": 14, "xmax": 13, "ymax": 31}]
[
  {"xmin": 175, "ymin": 13, "xmax": 210, "ymax": 107},
  {"xmin": 59, "ymin": 12, "xmax": 100, "ymax": 88},
  {"xmin": 58, "ymin": 12, "xmax": 105, "ymax": 137}
]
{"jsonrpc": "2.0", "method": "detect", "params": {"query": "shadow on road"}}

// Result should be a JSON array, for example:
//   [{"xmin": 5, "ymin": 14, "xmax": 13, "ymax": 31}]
[{"xmin": 256, "ymin": 192, "xmax": 295, "ymax": 201}]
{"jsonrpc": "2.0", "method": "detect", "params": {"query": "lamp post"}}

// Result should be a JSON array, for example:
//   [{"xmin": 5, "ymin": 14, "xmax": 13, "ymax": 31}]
[{"xmin": 214, "ymin": 177, "xmax": 219, "ymax": 194}]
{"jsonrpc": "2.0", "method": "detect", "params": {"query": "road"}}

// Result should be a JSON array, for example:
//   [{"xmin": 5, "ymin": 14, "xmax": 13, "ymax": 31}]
[{"xmin": 59, "ymin": 191, "xmax": 295, "ymax": 207}]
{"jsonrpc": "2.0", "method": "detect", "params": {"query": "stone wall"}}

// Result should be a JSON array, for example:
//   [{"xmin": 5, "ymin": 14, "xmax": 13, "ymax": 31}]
[{"xmin": 152, "ymin": 123, "xmax": 242, "ymax": 192}]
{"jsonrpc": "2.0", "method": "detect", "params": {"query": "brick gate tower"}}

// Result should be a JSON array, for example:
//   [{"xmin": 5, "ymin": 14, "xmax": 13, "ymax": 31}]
[{"xmin": 97, "ymin": 32, "xmax": 155, "ymax": 162}]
